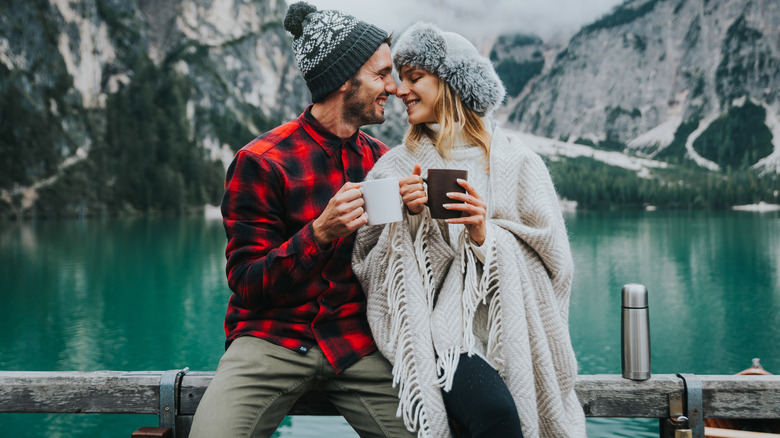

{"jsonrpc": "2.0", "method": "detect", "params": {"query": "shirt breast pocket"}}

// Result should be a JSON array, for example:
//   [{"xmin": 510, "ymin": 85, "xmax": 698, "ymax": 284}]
[{"xmin": 283, "ymin": 175, "xmax": 335, "ymax": 224}]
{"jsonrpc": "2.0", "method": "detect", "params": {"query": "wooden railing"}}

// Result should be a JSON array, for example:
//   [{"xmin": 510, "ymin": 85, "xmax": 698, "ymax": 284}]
[{"xmin": 1, "ymin": 371, "xmax": 779, "ymax": 437}]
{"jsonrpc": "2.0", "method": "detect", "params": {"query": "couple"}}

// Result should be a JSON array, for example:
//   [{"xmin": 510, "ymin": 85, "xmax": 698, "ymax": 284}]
[{"xmin": 190, "ymin": 2, "xmax": 586, "ymax": 437}]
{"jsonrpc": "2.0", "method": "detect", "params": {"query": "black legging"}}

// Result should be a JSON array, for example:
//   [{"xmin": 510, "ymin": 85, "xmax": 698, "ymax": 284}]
[{"xmin": 441, "ymin": 353, "xmax": 524, "ymax": 438}]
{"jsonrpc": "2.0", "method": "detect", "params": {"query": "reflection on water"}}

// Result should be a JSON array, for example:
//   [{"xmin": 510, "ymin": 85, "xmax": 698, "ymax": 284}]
[
  {"xmin": 567, "ymin": 210, "xmax": 780, "ymax": 377},
  {"xmin": 1, "ymin": 211, "xmax": 778, "ymax": 437},
  {"xmin": 0, "ymin": 217, "xmax": 228, "ymax": 373},
  {"xmin": 567, "ymin": 210, "xmax": 780, "ymax": 437}
]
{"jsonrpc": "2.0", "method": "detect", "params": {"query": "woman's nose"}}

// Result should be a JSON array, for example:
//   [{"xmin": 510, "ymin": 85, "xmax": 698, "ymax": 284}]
[{"xmin": 397, "ymin": 82, "xmax": 408, "ymax": 98}]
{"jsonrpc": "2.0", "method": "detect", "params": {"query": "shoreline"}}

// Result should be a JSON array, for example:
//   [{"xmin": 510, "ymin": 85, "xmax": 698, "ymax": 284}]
[{"xmin": 731, "ymin": 202, "xmax": 780, "ymax": 212}]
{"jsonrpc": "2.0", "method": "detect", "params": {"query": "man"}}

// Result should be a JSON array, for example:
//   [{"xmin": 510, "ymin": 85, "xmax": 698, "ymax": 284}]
[{"xmin": 189, "ymin": 3, "xmax": 413, "ymax": 437}]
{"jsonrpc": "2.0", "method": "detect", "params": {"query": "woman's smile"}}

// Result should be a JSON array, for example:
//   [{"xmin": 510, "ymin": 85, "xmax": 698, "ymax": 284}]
[{"xmin": 397, "ymin": 66, "xmax": 439, "ymax": 124}]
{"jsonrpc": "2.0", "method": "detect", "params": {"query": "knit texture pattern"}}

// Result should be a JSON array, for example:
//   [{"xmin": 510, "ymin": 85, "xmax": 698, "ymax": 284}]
[
  {"xmin": 352, "ymin": 126, "xmax": 587, "ymax": 438},
  {"xmin": 284, "ymin": 2, "xmax": 388, "ymax": 102}
]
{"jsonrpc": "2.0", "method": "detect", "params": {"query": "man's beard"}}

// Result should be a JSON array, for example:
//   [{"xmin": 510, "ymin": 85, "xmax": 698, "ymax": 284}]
[{"xmin": 343, "ymin": 77, "xmax": 386, "ymax": 127}]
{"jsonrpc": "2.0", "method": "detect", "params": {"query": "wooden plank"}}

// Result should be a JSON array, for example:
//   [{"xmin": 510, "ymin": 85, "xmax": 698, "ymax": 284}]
[
  {"xmin": 131, "ymin": 427, "xmax": 173, "ymax": 438},
  {"xmin": 0, "ymin": 371, "xmax": 160, "ymax": 414},
  {"xmin": 1, "ymin": 372, "xmax": 779, "ymax": 419},
  {"xmin": 177, "ymin": 372, "xmax": 210, "ymax": 416},
  {"xmin": 575, "ymin": 374, "xmax": 683, "ymax": 418},
  {"xmin": 704, "ymin": 427, "xmax": 780, "ymax": 437},
  {"xmin": 700, "ymin": 375, "xmax": 780, "ymax": 419}
]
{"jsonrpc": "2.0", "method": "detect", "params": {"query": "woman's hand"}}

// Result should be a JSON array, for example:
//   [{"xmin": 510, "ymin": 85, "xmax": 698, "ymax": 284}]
[
  {"xmin": 399, "ymin": 164, "xmax": 427, "ymax": 215},
  {"xmin": 444, "ymin": 179, "xmax": 487, "ymax": 246}
]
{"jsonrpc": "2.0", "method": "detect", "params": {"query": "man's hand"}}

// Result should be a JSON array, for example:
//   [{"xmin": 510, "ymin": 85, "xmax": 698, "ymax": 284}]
[{"xmin": 312, "ymin": 182, "xmax": 367, "ymax": 247}]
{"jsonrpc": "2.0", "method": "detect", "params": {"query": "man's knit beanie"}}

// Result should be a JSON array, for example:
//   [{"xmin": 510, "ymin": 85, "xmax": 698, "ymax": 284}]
[
  {"xmin": 393, "ymin": 22, "xmax": 506, "ymax": 116},
  {"xmin": 283, "ymin": 2, "xmax": 389, "ymax": 102}
]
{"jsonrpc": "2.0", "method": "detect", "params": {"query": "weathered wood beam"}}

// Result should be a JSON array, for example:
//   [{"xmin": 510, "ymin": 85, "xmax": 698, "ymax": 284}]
[
  {"xmin": 0, "ymin": 371, "xmax": 161, "ymax": 415},
  {"xmin": 1, "ymin": 372, "xmax": 779, "ymax": 419},
  {"xmin": 699, "ymin": 375, "xmax": 780, "ymax": 420},
  {"xmin": 704, "ymin": 427, "xmax": 780, "ymax": 438},
  {"xmin": 576, "ymin": 374, "xmax": 683, "ymax": 418}
]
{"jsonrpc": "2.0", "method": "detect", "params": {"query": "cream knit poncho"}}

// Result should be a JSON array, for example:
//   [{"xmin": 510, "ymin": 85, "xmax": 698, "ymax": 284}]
[{"xmin": 352, "ymin": 125, "xmax": 587, "ymax": 438}]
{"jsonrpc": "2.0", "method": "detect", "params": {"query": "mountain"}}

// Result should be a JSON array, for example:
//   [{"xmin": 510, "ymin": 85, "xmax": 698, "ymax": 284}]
[
  {"xmin": 2, "ymin": 0, "xmax": 779, "ymax": 217},
  {"xmin": 1, "ymin": 0, "xmax": 309, "ymax": 218},
  {"xmin": 502, "ymin": 0, "xmax": 780, "ymax": 175}
]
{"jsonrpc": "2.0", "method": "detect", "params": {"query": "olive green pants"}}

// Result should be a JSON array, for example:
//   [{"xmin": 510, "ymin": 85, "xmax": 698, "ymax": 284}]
[{"xmin": 189, "ymin": 336, "xmax": 414, "ymax": 438}]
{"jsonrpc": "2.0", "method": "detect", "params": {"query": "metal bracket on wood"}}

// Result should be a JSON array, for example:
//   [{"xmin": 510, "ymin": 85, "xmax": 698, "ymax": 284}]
[
  {"xmin": 677, "ymin": 373, "xmax": 704, "ymax": 438},
  {"xmin": 160, "ymin": 367, "xmax": 189, "ymax": 436},
  {"xmin": 668, "ymin": 392, "xmax": 684, "ymax": 418}
]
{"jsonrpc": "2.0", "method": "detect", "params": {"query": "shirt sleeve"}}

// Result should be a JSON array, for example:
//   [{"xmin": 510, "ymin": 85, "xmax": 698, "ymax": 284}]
[{"xmin": 221, "ymin": 150, "xmax": 332, "ymax": 310}]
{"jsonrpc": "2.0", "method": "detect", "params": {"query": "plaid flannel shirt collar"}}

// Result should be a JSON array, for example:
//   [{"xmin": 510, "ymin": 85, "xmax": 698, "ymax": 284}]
[{"xmin": 300, "ymin": 105, "xmax": 364, "ymax": 157}]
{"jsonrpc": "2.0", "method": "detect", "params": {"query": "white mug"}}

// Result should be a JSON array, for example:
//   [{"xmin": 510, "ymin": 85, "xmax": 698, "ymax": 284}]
[{"xmin": 361, "ymin": 178, "xmax": 403, "ymax": 226}]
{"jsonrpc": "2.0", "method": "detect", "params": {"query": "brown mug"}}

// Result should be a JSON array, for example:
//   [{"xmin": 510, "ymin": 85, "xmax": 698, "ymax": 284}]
[{"xmin": 423, "ymin": 169, "xmax": 468, "ymax": 219}]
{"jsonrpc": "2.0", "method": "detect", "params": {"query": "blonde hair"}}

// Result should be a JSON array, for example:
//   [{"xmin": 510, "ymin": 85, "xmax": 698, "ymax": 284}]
[{"xmin": 403, "ymin": 78, "xmax": 491, "ymax": 164}]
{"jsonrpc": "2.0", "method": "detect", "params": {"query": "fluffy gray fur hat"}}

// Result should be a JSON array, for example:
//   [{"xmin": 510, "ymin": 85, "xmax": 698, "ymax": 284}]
[{"xmin": 392, "ymin": 22, "xmax": 506, "ymax": 115}]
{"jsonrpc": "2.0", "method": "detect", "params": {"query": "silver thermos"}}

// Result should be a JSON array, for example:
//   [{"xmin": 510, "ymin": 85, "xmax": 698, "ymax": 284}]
[{"xmin": 621, "ymin": 283, "xmax": 651, "ymax": 380}]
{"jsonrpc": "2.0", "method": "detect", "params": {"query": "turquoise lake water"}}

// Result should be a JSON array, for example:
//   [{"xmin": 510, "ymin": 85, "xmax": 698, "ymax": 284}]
[{"xmin": 1, "ymin": 210, "xmax": 778, "ymax": 437}]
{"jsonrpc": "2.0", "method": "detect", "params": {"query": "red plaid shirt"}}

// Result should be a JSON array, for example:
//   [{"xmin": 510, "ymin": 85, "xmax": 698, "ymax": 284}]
[{"xmin": 220, "ymin": 106, "xmax": 388, "ymax": 373}]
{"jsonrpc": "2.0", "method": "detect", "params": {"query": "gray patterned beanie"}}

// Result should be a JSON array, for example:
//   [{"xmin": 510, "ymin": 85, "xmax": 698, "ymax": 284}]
[
  {"xmin": 283, "ymin": 2, "xmax": 389, "ymax": 102},
  {"xmin": 393, "ymin": 22, "xmax": 506, "ymax": 116}
]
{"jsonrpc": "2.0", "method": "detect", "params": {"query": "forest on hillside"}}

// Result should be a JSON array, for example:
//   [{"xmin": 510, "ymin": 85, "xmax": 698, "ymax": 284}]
[
  {"xmin": 549, "ymin": 100, "xmax": 779, "ymax": 210},
  {"xmin": 549, "ymin": 158, "xmax": 779, "ymax": 210},
  {"xmin": 0, "ymin": 60, "xmax": 226, "ymax": 219},
  {"xmin": 1, "ymin": 2, "xmax": 778, "ymax": 219},
  {"xmin": 2, "ymin": 70, "xmax": 778, "ymax": 218}
]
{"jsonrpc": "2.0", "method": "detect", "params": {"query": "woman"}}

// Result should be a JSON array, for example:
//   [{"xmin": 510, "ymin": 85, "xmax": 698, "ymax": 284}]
[{"xmin": 352, "ymin": 22, "xmax": 587, "ymax": 438}]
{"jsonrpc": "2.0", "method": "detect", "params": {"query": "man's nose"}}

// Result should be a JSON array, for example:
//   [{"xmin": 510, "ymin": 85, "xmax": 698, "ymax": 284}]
[{"xmin": 385, "ymin": 76, "xmax": 397, "ymax": 95}]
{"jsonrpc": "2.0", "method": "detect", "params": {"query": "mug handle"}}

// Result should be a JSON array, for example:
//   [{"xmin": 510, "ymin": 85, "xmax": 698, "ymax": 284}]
[{"xmin": 421, "ymin": 176, "xmax": 428, "ymax": 206}]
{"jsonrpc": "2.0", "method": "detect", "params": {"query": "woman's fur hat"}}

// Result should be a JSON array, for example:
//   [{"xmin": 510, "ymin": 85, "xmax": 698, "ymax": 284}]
[{"xmin": 392, "ymin": 22, "xmax": 506, "ymax": 116}]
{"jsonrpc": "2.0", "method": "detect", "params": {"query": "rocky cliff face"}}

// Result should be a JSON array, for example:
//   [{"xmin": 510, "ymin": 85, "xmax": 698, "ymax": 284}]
[
  {"xmin": 0, "ymin": 0, "xmax": 308, "ymax": 216},
  {"xmin": 503, "ymin": 0, "xmax": 780, "ymax": 172},
  {"xmin": 2, "ymin": 0, "xmax": 778, "ymax": 217}
]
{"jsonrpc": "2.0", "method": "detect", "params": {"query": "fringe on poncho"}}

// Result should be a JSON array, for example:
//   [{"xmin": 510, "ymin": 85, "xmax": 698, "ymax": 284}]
[{"xmin": 352, "ymin": 126, "xmax": 587, "ymax": 438}]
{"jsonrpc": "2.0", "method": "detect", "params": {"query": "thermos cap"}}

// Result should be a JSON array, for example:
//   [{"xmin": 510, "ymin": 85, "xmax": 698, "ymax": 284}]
[{"xmin": 622, "ymin": 283, "xmax": 648, "ymax": 308}]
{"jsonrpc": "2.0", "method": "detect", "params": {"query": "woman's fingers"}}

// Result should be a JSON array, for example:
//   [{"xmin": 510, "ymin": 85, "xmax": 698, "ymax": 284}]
[
  {"xmin": 443, "ymin": 179, "xmax": 487, "ymax": 245},
  {"xmin": 457, "ymin": 178, "xmax": 483, "ymax": 200},
  {"xmin": 399, "ymin": 177, "xmax": 424, "ymax": 197},
  {"xmin": 444, "ymin": 201, "xmax": 484, "ymax": 215},
  {"xmin": 400, "ymin": 165, "xmax": 426, "ymax": 214},
  {"xmin": 403, "ymin": 191, "xmax": 427, "ymax": 214},
  {"xmin": 403, "ymin": 190, "xmax": 427, "ymax": 204},
  {"xmin": 445, "ymin": 192, "xmax": 486, "ymax": 211}
]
